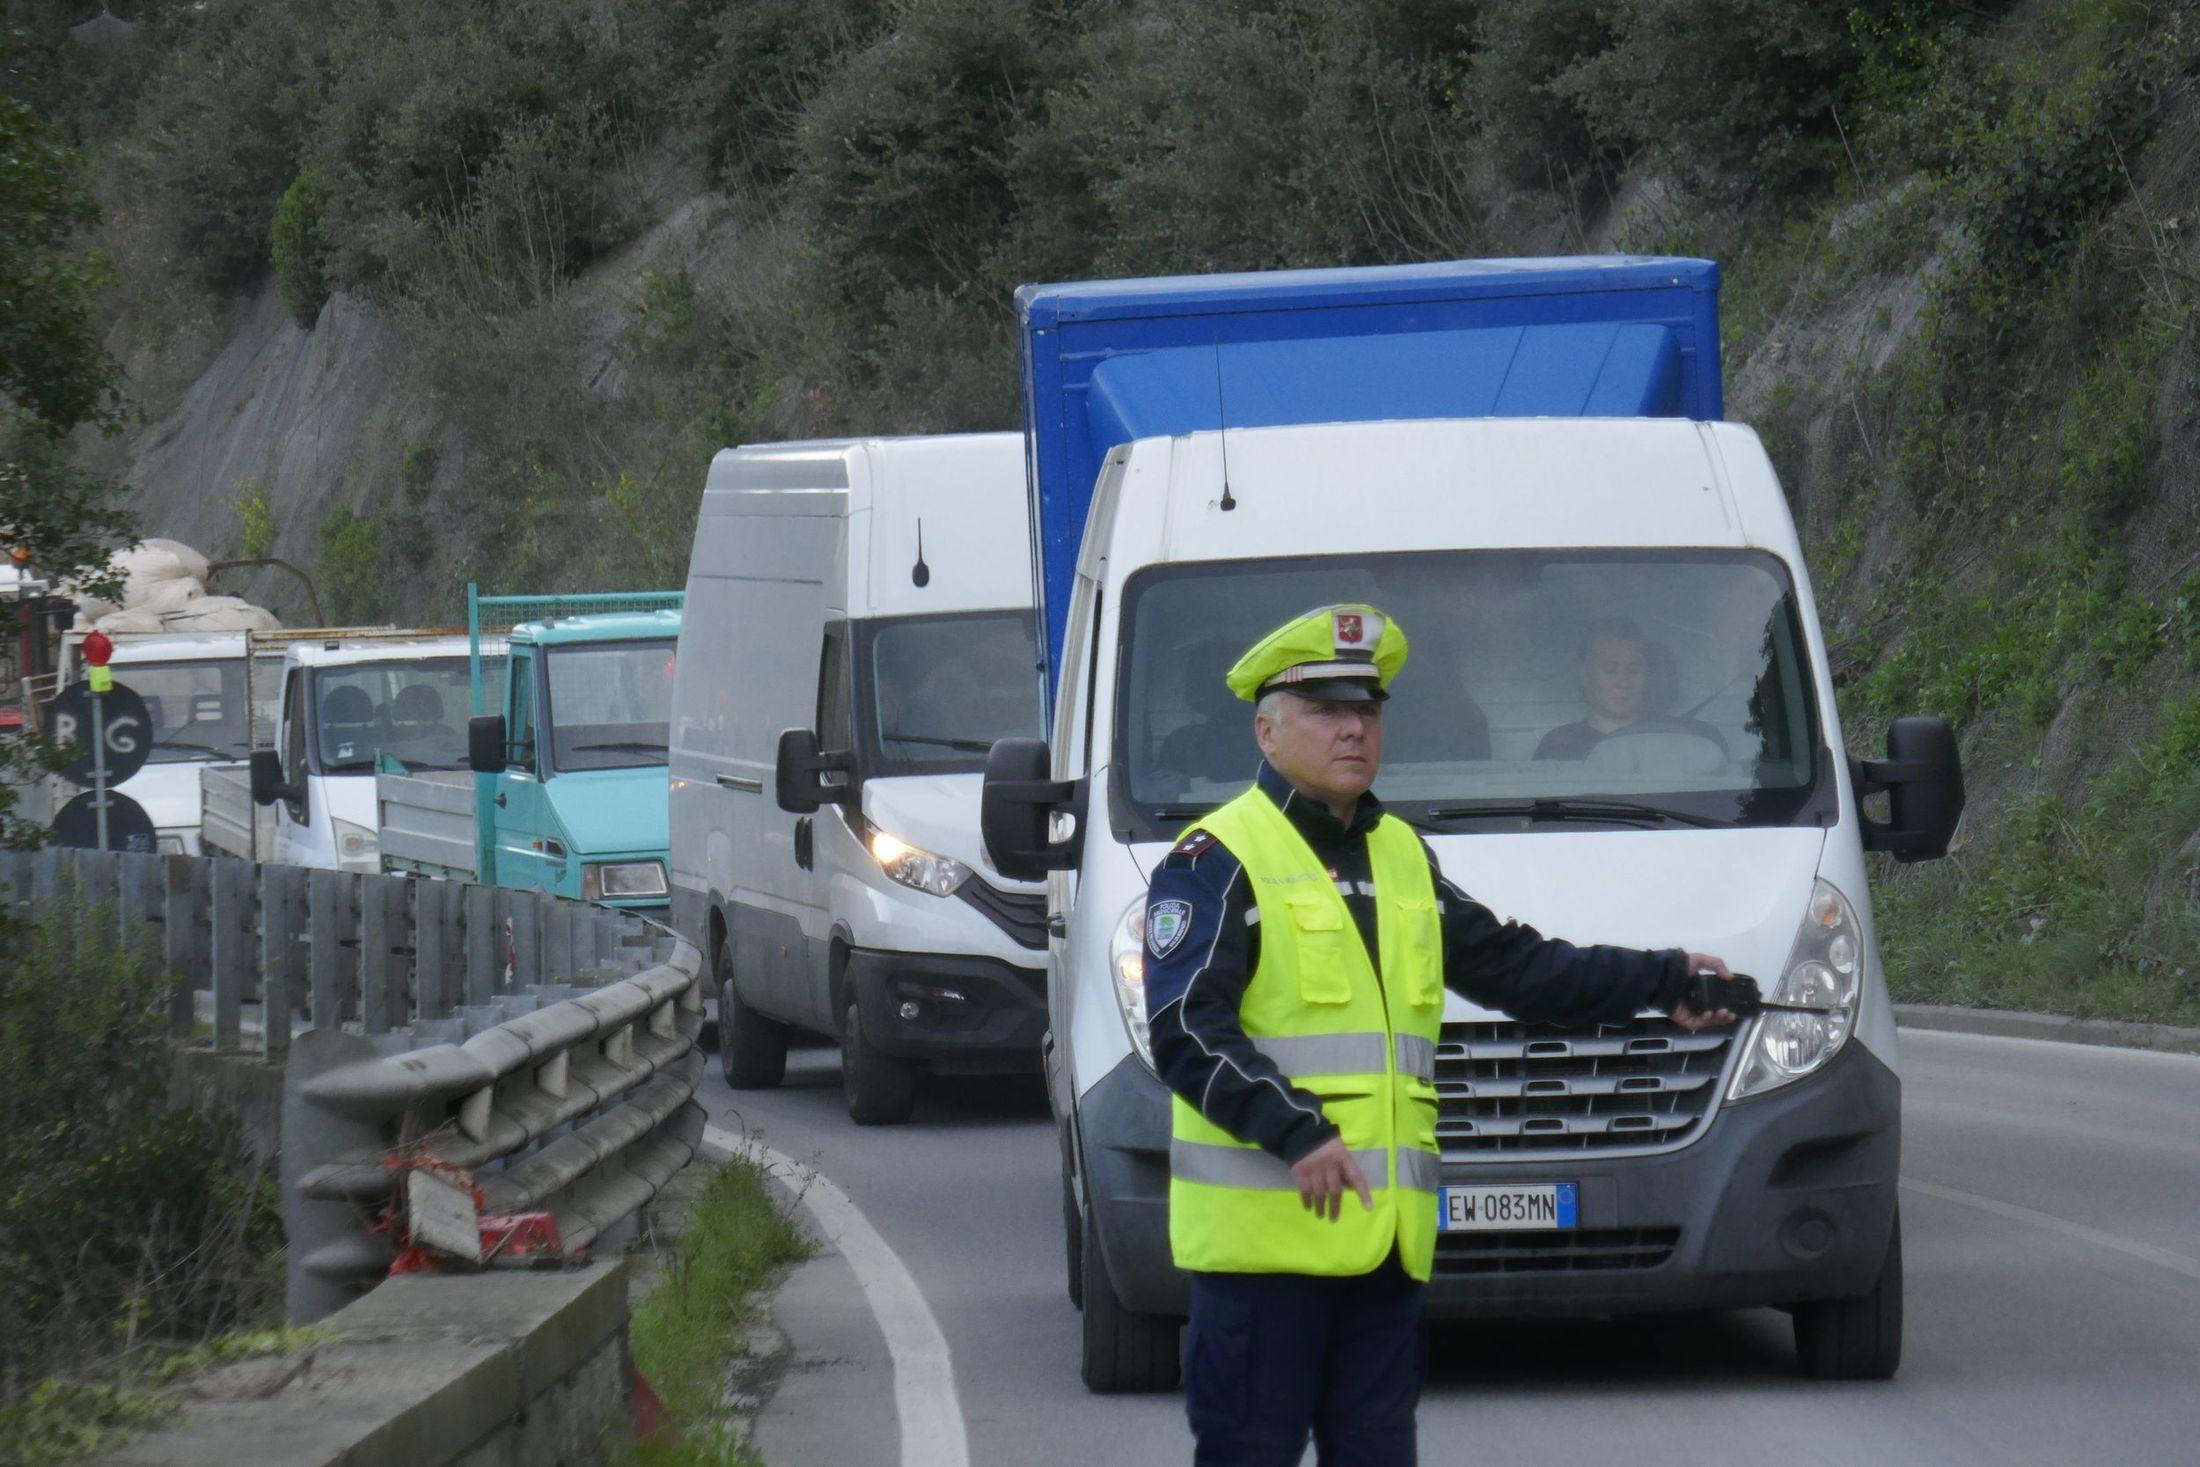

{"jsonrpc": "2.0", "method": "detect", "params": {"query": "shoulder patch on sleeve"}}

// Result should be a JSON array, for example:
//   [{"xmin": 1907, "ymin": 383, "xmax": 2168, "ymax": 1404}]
[{"xmin": 1146, "ymin": 899, "xmax": 1194, "ymax": 958}]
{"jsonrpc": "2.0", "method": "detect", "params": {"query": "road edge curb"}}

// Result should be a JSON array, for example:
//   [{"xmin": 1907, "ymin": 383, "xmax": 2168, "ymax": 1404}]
[{"xmin": 1895, "ymin": 1003, "xmax": 2200, "ymax": 1055}]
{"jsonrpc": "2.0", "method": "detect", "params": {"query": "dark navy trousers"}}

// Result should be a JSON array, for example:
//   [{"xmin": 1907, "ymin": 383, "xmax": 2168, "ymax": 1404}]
[{"xmin": 1184, "ymin": 1252, "xmax": 1427, "ymax": 1466}]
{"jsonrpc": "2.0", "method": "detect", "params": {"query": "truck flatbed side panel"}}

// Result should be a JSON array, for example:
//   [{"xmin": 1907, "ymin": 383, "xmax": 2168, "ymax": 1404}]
[{"xmin": 1018, "ymin": 255, "xmax": 1721, "ymax": 688}]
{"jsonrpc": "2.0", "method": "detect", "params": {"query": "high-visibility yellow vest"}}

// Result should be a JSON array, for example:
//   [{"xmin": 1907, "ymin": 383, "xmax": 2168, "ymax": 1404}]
[{"xmin": 1168, "ymin": 785, "xmax": 1446, "ymax": 1281}]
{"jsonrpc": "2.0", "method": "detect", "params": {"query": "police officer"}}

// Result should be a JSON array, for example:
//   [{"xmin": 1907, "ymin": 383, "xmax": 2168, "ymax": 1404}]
[{"xmin": 1143, "ymin": 604, "xmax": 1753, "ymax": 1466}]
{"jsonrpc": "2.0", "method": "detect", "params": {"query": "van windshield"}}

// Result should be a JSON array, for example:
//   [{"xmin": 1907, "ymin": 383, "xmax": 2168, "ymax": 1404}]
[
  {"xmin": 861, "ymin": 611, "xmax": 1042, "ymax": 776},
  {"xmin": 310, "ymin": 657, "xmax": 504, "ymax": 773},
  {"xmin": 546, "ymin": 640, "xmax": 676, "ymax": 771},
  {"xmin": 120, "ymin": 659, "xmax": 253, "ymax": 763},
  {"xmin": 1115, "ymin": 550, "xmax": 1827, "ymax": 837}
]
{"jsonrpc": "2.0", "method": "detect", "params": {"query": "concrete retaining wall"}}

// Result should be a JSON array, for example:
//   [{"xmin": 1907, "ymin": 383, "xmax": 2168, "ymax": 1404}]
[{"xmin": 103, "ymin": 1261, "xmax": 631, "ymax": 1467}]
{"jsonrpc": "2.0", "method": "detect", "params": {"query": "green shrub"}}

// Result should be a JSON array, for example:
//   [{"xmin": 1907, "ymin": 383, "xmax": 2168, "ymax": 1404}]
[
  {"xmin": 270, "ymin": 166, "xmax": 330, "ymax": 328},
  {"xmin": 0, "ymin": 903, "xmax": 281, "ymax": 1397},
  {"xmin": 1467, "ymin": 0, "xmax": 1612, "ymax": 189},
  {"xmin": 226, "ymin": 476, "xmax": 277, "ymax": 559},
  {"xmin": 315, "ymin": 506, "xmax": 389, "ymax": 623}
]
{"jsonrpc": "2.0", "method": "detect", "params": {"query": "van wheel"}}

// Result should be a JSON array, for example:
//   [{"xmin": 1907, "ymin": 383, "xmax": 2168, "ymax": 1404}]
[
  {"xmin": 843, "ymin": 998, "xmax": 917, "ymax": 1125},
  {"xmin": 716, "ymin": 939, "xmax": 787, "ymax": 1089},
  {"xmin": 1063, "ymin": 1170, "xmax": 1084, "ymax": 1310},
  {"xmin": 1080, "ymin": 1203, "xmax": 1179, "ymax": 1393},
  {"xmin": 1794, "ymin": 1209, "xmax": 1903, "ymax": 1380}
]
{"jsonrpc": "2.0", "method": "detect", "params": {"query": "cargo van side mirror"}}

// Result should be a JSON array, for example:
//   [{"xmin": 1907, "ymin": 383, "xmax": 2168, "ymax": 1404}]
[
  {"xmin": 468, "ymin": 715, "xmax": 508, "ymax": 775},
  {"xmin": 775, "ymin": 728, "xmax": 849, "ymax": 814},
  {"xmin": 1854, "ymin": 716, "xmax": 1965, "ymax": 862},
  {"xmin": 249, "ymin": 749, "xmax": 299, "ymax": 808},
  {"xmin": 981, "ymin": 737, "xmax": 1083, "ymax": 880}
]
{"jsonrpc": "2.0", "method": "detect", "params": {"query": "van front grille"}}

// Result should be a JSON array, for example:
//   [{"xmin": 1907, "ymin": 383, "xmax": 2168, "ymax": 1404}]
[
  {"xmin": 1434, "ymin": 1018, "xmax": 1731, "ymax": 1156},
  {"xmin": 1434, "ymin": 1227, "xmax": 1680, "ymax": 1276},
  {"xmin": 955, "ymin": 878, "xmax": 1048, "ymax": 950}
]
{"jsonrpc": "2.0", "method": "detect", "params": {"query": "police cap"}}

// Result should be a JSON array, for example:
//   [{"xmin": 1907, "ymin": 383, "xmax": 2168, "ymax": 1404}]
[{"xmin": 1226, "ymin": 604, "xmax": 1409, "ymax": 703}]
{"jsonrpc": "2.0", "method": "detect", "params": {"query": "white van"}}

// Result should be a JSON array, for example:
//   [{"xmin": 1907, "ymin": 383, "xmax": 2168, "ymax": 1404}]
[
  {"xmin": 244, "ymin": 632, "xmax": 506, "ymax": 871},
  {"xmin": 668, "ymin": 434, "xmax": 1047, "ymax": 1123},
  {"xmin": 983, "ymin": 417, "xmax": 1963, "ymax": 1387},
  {"xmin": 59, "ymin": 631, "xmax": 261, "ymax": 854}
]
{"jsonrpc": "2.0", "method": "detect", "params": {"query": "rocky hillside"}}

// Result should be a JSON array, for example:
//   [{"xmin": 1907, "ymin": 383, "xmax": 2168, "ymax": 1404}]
[{"xmin": 16, "ymin": 0, "xmax": 2200, "ymax": 1022}]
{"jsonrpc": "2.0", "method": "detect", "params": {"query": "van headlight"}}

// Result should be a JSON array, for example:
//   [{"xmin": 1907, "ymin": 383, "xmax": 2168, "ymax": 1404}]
[
  {"xmin": 868, "ymin": 829, "xmax": 970, "ymax": 897},
  {"xmin": 583, "ymin": 861, "xmax": 668, "ymax": 900},
  {"xmin": 1729, "ymin": 878, "xmax": 1864, "ymax": 1100},
  {"xmin": 333, "ymin": 818, "xmax": 379, "ymax": 871},
  {"xmin": 1108, "ymin": 898, "xmax": 1155, "ymax": 1070}
]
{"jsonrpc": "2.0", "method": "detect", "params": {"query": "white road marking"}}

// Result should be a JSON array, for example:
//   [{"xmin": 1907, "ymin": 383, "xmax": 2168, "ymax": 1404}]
[
  {"xmin": 703, "ymin": 1123, "xmax": 972, "ymax": 1467},
  {"xmin": 1902, "ymin": 1176, "xmax": 2200, "ymax": 1286}
]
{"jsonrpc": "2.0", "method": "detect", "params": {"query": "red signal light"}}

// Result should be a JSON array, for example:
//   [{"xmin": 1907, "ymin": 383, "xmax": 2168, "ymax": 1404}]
[{"xmin": 83, "ymin": 629, "xmax": 114, "ymax": 667}]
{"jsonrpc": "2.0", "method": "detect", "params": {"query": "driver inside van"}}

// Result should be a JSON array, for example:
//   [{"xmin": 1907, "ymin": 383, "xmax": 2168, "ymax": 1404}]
[{"xmin": 1534, "ymin": 619, "xmax": 1728, "ymax": 762}]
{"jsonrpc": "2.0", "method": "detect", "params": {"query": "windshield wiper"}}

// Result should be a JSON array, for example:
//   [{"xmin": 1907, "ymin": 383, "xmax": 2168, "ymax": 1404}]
[
  {"xmin": 881, "ymin": 732, "xmax": 995, "ymax": 753},
  {"xmin": 570, "ymin": 740, "xmax": 668, "ymax": 755},
  {"xmin": 152, "ymin": 739, "xmax": 244, "ymax": 759},
  {"xmin": 1424, "ymin": 798, "xmax": 1729, "ymax": 830}
]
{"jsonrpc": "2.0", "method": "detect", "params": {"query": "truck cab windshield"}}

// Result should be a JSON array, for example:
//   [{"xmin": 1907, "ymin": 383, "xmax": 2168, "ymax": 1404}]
[
  {"xmin": 124, "ymin": 659, "xmax": 253, "ymax": 763},
  {"xmin": 861, "ymin": 611, "xmax": 1041, "ymax": 776},
  {"xmin": 310, "ymin": 658, "xmax": 501, "ymax": 773},
  {"xmin": 546, "ymin": 640, "xmax": 677, "ymax": 771},
  {"xmin": 1115, "ymin": 550, "xmax": 1828, "ymax": 838}
]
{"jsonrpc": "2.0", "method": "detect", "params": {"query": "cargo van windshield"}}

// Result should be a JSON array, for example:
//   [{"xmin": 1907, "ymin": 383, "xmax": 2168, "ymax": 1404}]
[
  {"xmin": 309, "ymin": 657, "xmax": 504, "ymax": 774},
  {"xmin": 860, "ymin": 611, "xmax": 1042, "ymax": 776},
  {"xmin": 546, "ymin": 640, "xmax": 677, "ymax": 771},
  {"xmin": 1115, "ymin": 550, "xmax": 1828, "ymax": 838}
]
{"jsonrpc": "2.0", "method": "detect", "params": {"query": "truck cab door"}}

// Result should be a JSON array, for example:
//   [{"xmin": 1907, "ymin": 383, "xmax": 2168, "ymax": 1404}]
[
  {"xmin": 271, "ymin": 668, "xmax": 310, "ymax": 863},
  {"xmin": 491, "ymin": 649, "xmax": 566, "ymax": 893}
]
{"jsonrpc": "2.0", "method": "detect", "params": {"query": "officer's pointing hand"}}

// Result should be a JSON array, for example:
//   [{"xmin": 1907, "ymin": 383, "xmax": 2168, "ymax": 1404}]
[
  {"xmin": 1671, "ymin": 951, "xmax": 1743, "ymax": 1031},
  {"xmin": 1292, "ymin": 1136, "xmax": 1375, "ymax": 1221}
]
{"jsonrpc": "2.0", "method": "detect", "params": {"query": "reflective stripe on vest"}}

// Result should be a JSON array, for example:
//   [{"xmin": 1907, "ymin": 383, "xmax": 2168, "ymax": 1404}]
[
  {"xmin": 1165, "ymin": 784, "xmax": 1447, "ymax": 1282},
  {"xmin": 1253, "ymin": 1031, "xmax": 1391, "ymax": 1080}
]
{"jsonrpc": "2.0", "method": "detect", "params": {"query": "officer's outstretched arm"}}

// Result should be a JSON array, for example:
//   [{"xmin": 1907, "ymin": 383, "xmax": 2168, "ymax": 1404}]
[{"xmin": 1432, "ymin": 872, "xmax": 1688, "ymax": 1027}]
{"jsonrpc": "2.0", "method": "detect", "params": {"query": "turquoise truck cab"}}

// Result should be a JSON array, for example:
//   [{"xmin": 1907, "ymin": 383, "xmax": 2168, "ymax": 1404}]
[
  {"xmin": 469, "ymin": 597, "xmax": 682, "ymax": 909},
  {"xmin": 475, "ymin": 606, "xmax": 682, "ymax": 908},
  {"xmin": 379, "ymin": 589, "xmax": 682, "ymax": 908}
]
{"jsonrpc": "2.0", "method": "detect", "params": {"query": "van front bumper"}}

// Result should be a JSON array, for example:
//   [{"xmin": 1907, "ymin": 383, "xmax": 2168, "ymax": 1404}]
[
  {"xmin": 1074, "ymin": 1037, "xmax": 1899, "ymax": 1322},
  {"xmin": 845, "ymin": 947, "xmax": 1047, "ymax": 1075}
]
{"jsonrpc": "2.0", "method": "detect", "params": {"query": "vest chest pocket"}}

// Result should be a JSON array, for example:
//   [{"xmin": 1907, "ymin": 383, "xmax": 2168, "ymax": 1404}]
[
  {"xmin": 1393, "ymin": 896, "xmax": 1443, "ymax": 1009},
  {"xmin": 1284, "ymin": 895, "xmax": 1353, "ymax": 1003}
]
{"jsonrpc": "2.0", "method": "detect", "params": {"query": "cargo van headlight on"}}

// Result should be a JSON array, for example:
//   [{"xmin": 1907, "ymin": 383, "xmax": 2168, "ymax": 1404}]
[
  {"xmin": 868, "ymin": 830, "xmax": 970, "ymax": 897},
  {"xmin": 1109, "ymin": 899, "xmax": 1155, "ymax": 1070},
  {"xmin": 1729, "ymin": 878, "xmax": 1864, "ymax": 1100},
  {"xmin": 332, "ymin": 818, "xmax": 379, "ymax": 871},
  {"xmin": 583, "ymin": 861, "xmax": 669, "ymax": 901}
]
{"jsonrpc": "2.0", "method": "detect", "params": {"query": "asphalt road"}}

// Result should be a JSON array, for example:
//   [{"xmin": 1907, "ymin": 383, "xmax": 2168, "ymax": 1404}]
[{"xmin": 702, "ymin": 1029, "xmax": 2200, "ymax": 1467}]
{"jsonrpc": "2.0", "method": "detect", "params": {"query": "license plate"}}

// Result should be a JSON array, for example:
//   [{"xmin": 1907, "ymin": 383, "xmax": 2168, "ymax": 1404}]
[{"xmin": 1437, "ymin": 1182, "xmax": 1578, "ymax": 1232}]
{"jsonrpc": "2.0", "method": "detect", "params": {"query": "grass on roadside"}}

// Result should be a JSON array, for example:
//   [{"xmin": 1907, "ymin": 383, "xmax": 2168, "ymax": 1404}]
[{"xmin": 624, "ymin": 1151, "xmax": 812, "ymax": 1466}]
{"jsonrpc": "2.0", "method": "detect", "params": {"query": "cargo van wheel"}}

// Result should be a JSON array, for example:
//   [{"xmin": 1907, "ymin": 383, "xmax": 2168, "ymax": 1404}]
[
  {"xmin": 1079, "ymin": 1203, "xmax": 1179, "ymax": 1393},
  {"xmin": 1793, "ymin": 1208, "xmax": 1903, "ymax": 1380},
  {"xmin": 716, "ymin": 939, "xmax": 788, "ymax": 1089},
  {"xmin": 843, "ymin": 999, "xmax": 917, "ymax": 1125}
]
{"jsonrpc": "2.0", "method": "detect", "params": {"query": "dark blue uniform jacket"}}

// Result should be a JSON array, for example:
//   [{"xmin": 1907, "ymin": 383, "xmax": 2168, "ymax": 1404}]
[{"xmin": 1145, "ymin": 762, "xmax": 1691, "ymax": 1166}]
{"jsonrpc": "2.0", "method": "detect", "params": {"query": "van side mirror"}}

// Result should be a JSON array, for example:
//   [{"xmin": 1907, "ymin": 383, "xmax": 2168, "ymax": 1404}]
[
  {"xmin": 1854, "ymin": 716, "xmax": 1964, "ymax": 862},
  {"xmin": 249, "ymin": 749, "xmax": 298, "ymax": 808},
  {"xmin": 776, "ymin": 728, "xmax": 848, "ymax": 813},
  {"xmin": 468, "ymin": 715, "xmax": 508, "ymax": 775},
  {"xmin": 981, "ymin": 737, "xmax": 1083, "ymax": 880}
]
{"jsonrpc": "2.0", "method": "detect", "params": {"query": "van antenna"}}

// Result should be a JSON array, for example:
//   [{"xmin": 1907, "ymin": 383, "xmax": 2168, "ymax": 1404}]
[
  {"xmin": 911, "ymin": 519, "xmax": 931, "ymax": 587},
  {"xmin": 1213, "ymin": 343, "xmax": 1237, "ymax": 512}
]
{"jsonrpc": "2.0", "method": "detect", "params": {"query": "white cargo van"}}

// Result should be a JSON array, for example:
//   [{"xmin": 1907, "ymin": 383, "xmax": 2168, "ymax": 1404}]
[
  {"xmin": 241, "ymin": 632, "xmax": 506, "ymax": 871},
  {"xmin": 985, "ymin": 418, "xmax": 1964, "ymax": 1386},
  {"xmin": 668, "ymin": 434, "xmax": 1047, "ymax": 1123},
  {"xmin": 56, "ymin": 631, "xmax": 262, "ymax": 854}
]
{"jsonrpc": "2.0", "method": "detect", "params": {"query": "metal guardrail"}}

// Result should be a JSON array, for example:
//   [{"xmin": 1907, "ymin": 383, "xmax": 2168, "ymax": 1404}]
[{"xmin": 0, "ymin": 846, "xmax": 704, "ymax": 1322}]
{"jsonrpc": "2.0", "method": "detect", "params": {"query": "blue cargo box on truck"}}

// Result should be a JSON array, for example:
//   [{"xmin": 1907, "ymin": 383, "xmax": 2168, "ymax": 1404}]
[{"xmin": 1015, "ymin": 254, "xmax": 1722, "ymax": 701}]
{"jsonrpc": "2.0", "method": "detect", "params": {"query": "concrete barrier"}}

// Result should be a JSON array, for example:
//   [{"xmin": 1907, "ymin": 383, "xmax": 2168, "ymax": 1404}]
[{"xmin": 101, "ymin": 1261, "xmax": 632, "ymax": 1467}]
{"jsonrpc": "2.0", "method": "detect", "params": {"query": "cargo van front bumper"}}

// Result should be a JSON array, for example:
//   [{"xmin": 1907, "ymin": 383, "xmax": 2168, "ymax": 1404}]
[
  {"xmin": 845, "ymin": 948, "xmax": 1047, "ymax": 1075},
  {"xmin": 1074, "ymin": 1038, "xmax": 1899, "ymax": 1322}
]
